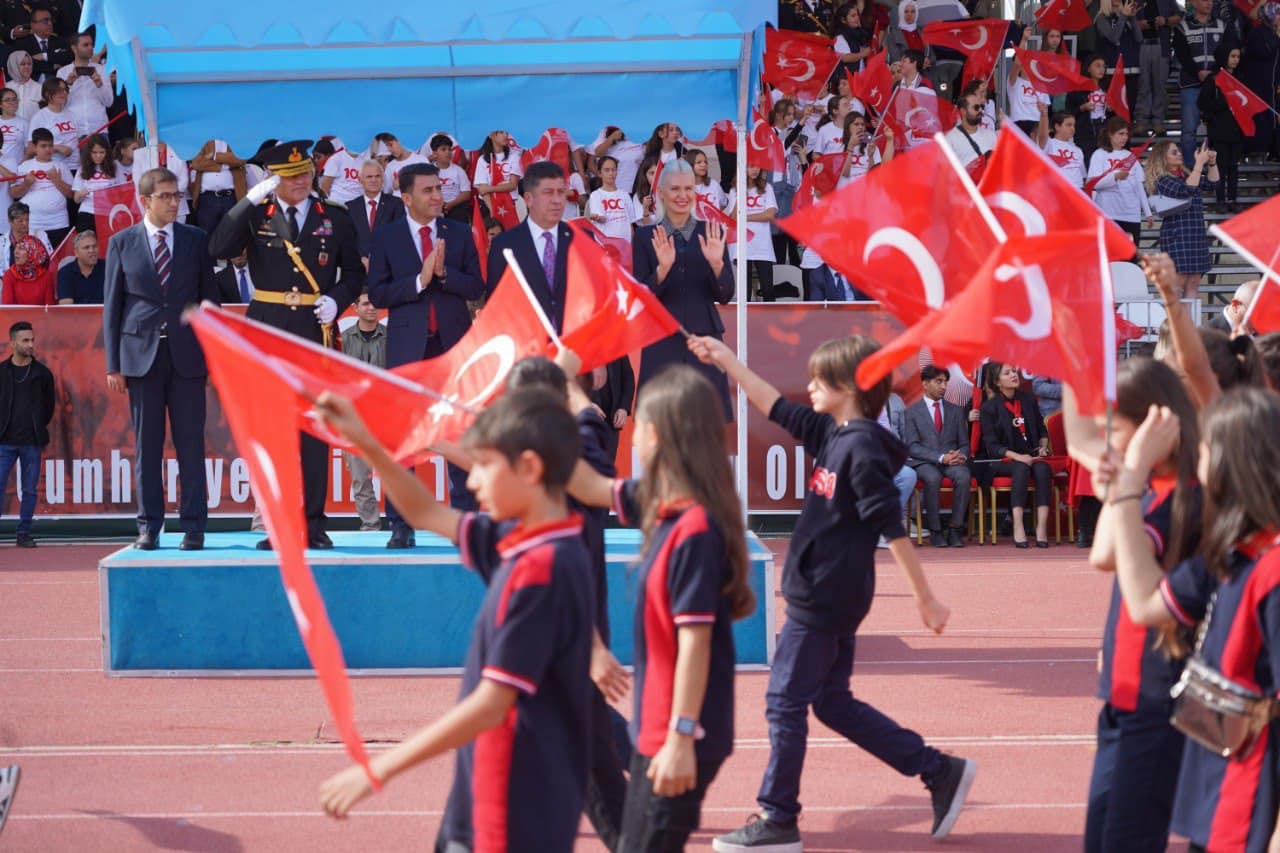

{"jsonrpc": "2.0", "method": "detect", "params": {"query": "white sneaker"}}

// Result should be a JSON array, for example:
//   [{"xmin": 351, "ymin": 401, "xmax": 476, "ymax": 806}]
[{"xmin": 0, "ymin": 765, "xmax": 20, "ymax": 835}]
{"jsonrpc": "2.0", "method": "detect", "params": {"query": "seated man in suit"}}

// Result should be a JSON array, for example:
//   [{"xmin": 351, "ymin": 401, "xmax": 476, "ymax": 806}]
[
  {"xmin": 367, "ymin": 161, "xmax": 483, "ymax": 547},
  {"xmin": 806, "ymin": 263, "xmax": 869, "ymax": 302},
  {"xmin": 903, "ymin": 364, "xmax": 972, "ymax": 548},
  {"xmin": 349, "ymin": 159, "xmax": 405, "ymax": 265}
]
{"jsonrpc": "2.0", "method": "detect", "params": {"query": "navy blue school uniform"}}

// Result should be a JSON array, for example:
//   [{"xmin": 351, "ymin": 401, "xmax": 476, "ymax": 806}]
[
  {"xmin": 1161, "ymin": 530, "xmax": 1280, "ymax": 853},
  {"xmin": 756, "ymin": 399, "xmax": 945, "ymax": 823},
  {"xmin": 632, "ymin": 221, "xmax": 734, "ymax": 420},
  {"xmin": 610, "ymin": 478, "xmax": 736, "ymax": 849},
  {"xmin": 1086, "ymin": 476, "xmax": 1200, "ymax": 853},
  {"xmin": 439, "ymin": 514, "xmax": 595, "ymax": 853}
]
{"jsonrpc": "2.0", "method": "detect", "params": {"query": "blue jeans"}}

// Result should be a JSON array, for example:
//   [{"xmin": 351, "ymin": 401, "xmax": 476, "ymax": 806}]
[
  {"xmin": 894, "ymin": 465, "xmax": 917, "ymax": 517},
  {"xmin": 1180, "ymin": 86, "xmax": 1201, "ymax": 165},
  {"xmin": 0, "ymin": 444, "xmax": 41, "ymax": 533}
]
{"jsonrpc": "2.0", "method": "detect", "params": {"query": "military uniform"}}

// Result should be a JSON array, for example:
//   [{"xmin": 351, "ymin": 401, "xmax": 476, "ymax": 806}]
[{"xmin": 208, "ymin": 140, "xmax": 365, "ymax": 547}]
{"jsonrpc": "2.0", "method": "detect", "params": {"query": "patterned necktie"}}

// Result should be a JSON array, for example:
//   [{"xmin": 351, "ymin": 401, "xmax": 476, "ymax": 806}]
[
  {"xmin": 287, "ymin": 206, "xmax": 299, "ymax": 241},
  {"xmin": 420, "ymin": 225, "xmax": 438, "ymax": 335},
  {"xmin": 933, "ymin": 400, "xmax": 943, "ymax": 433},
  {"xmin": 238, "ymin": 268, "xmax": 251, "ymax": 303},
  {"xmin": 153, "ymin": 231, "xmax": 171, "ymax": 292},
  {"xmin": 368, "ymin": 199, "xmax": 377, "ymax": 231},
  {"xmin": 541, "ymin": 231, "xmax": 556, "ymax": 288}
]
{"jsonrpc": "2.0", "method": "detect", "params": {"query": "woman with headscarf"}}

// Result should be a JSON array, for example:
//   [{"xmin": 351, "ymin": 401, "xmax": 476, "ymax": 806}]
[
  {"xmin": 1241, "ymin": 2, "xmax": 1280, "ymax": 162},
  {"xmin": 0, "ymin": 236, "xmax": 53, "ymax": 305},
  {"xmin": 886, "ymin": 0, "xmax": 925, "ymax": 63},
  {"xmin": 5, "ymin": 51, "xmax": 41, "ymax": 121}
]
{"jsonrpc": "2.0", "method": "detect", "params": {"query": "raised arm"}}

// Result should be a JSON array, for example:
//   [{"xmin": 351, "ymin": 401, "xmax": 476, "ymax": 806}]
[
  {"xmin": 686, "ymin": 334, "xmax": 779, "ymax": 415},
  {"xmin": 1142, "ymin": 252, "xmax": 1219, "ymax": 409}
]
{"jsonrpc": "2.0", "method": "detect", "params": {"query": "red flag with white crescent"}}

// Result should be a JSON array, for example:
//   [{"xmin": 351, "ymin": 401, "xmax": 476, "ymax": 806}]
[
  {"xmin": 49, "ymin": 228, "xmax": 77, "ymax": 272},
  {"xmin": 921, "ymin": 19, "xmax": 1009, "ymax": 89},
  {"xmin": 685, "ymin": 119, "xmax": 737, "ymax": 152},
  {"xmin": 94, "ymin": 183, "xmax": 142, "ymax": 245},
  {"xmin": 695, "ymin": 194, "xmax": 748, "ymax": 244},
  {"xmin": 850, "ymin": 51, "xmax": 894, "ymax": 114},
  {"xmin": 746, "ymin": 109, "xmax": 786, "ymax": 172},
  {"xmin": 1215, "ymin": 69, "xmax": 1270, "ymax": 136},
  {"xmin": 1034, "ymin": 0, "xmax": 1094, "ymax": 32},
  {"xmin": 1014, "ymin": 48, "xmax": 1097, "ymax": 95},
  {"xmin": 567, "ymin": 218, "xmax": 633, "ymax": 272},
  {"xmin": 763, "ymin": 27, "xmax": 841, "ymax": 101},
  {"xmin": 793, "ymin": 153, "xmax": 845, "ymax": 214},
  {"xmin": 471, "ymin": 192, "xmax": 490, "ymax": 282},
  {"xmin": 519, "ymin": 127, "xmax": 574, "ymax": 175},
  {"xmin": 1106, "ymin": 57, "xmax": 1130, "ymax": 122},
  {"xmin": 485, "ymin": 160, "xmax": 520, "ymax": 230},
  {"xmin": 881, "ymin": 88, "xmax": 960, "ymax": 151}
]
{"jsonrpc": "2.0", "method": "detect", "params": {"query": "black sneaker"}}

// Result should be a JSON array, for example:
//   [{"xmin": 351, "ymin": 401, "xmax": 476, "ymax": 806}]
[
  {"xmin": 930, "ymin": 529, "xmax": 948, "ymax": 548},
  {"xmin": 712, "ymin": 813, "xmax": 803, "ymax": 852},
  {"xmin": 14, "ymin": 533, "xmax": 35, "ymax": 549},
  {"xmin": 925, "ymin": 755, "xmax": 977, "ymax": 840},
  {"xmin": 0, "ymin": 764, "xmax": 20, "ymax": 835}
]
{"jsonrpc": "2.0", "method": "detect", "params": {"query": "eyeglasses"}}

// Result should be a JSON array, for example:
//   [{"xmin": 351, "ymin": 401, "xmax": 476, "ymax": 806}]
[
  {"xmin": 145, "ymin": 192, "xmax": 182, "ymax": 203},
  {"xmin": 33, "ymin": 16, "xmax": 51, "ymax": 23}
]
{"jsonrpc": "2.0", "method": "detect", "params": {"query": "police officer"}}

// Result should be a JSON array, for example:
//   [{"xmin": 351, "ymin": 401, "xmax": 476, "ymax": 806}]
[{"xmin": 209, "ymin": 139, "xmax": 364, "ymax": 550}]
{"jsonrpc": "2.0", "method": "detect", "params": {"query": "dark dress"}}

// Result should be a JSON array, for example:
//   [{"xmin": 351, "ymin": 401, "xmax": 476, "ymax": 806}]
[
  {"xmin": 633, "ymin": 220, "xmax": 735, "ymax": 420},
  {"xmin": 1156, "ymin": 172, "xmax": 1214, "ymax": 275}
]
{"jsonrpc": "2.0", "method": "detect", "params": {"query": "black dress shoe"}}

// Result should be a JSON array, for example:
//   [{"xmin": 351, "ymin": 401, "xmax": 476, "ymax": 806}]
[
  {"xmin": 15, "ymin": 533, "xmax": 36, "ymax": 548},
  {"xmin": 255, "ymin": 538, "xmax": 273, "ymax": 551},
  {"xmin": 308, "ymin": 531, "xmax": 334, "ymax": 550},
  {"xmin": 930, "ymin": 529, "xmax": 948, "ymax": 548},
  {"xmin": 1036, "ymin": 539, "xmax": 1051, "ymax": 549},
  {"xmin": 386, "ymin": 532, "xmax": 416, "ymax": 549},
  {"xmin": 1014, "ymin": 539, "xmax": 1030, "ymax": 549},
  {"xmin": 133, "ymin": 533, "xmax": 158, "ymax": 551},
  {"xmin": 178, "ymin": 534, "xmax": 204, "ymax": 551},
  {"xmin": 948, "ymin": 527, "xmax": 966, "ymax": 548}
]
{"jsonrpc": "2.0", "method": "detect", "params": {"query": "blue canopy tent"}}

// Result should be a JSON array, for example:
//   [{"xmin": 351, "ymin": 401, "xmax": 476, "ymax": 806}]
[{"xmin": 81, "ymin": 0, "xmax": 773, "ymax": 515}]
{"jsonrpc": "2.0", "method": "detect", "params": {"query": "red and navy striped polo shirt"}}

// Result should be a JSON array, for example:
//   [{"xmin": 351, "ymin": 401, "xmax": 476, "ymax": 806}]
[
  {"xmin": 1161, "ymin": 529, "xmax": 1280, "ymax": 853},
  {"xmin": 613, "ymin": 479, "xmax": 737, "ymax": 762},
  {"xmin": 438, "ymin": 513, "xmax": 595, "ymax": 853}
]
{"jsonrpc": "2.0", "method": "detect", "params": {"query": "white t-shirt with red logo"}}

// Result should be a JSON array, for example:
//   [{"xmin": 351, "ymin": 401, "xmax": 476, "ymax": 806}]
[
  {"xmin": 28, "ymin": 108, "xmax": 80, "ymax": 171},
  {"xmin": 1008, "ymin": 77, "xmax": 1051, "ymax": 123},
  {"xmin": 383, "ymin": 153, "xmax": 431, "ymax": 198},
  {"xmin": 72, "ymin": 167, "xmax": 127, "ymax": 215},
  {"xmin": 320, "ymin": 149, "xmax": 368, "ymax": 205},
  {"xmin": 727, "ymin": 185, "xmax": 777, "ymax": 263},
  {"xmin": 17, "ymin": 158, "xmax": 69, "ymax": 230},
  {"xmin": 588, "ymin": 132, "xmax": 645, "ymax": 198},
  {"xmin": 1044, "ymin": 138, "xmax": 1086, "ymax": 188},
  {"xmin": 1084, "ymin": 86, "xmax": 1107, "ymax": 121},
  {"xmin": 0, "ymin": 115, "xmax": 28, "ymax": 172},
  {"xmin": 564, "ymin": 171, "xmax": 586, "ymax": 221},
  {"xmin": 587, "ymin": 188, "xmax": 637, "ymax": 240},
  {"xmin": 436, "ymin": 163, "xmax": 472, "ymax": 205},
  {"xmin": 836, "ymin": 145, "xmax": 882, "ymax": 188},
  {"xmin": 695, "ymin": 181, "xmax": 728, "ymax": 211},
  {"xmin": 475, "ymin": 152, "xmax": 523, "ymax": 206}
]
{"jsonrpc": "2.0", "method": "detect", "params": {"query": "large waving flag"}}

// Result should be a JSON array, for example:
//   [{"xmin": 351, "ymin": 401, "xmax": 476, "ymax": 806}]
[
  {"xmin": 1014, "ymin": 48, "xmax": 1097, "ymax": 95},
  {"xmin": 1212, "ymin": 194, "xmax": 1280, "ymax": 301},
  {"xmin": 94, "ymin": 183, "xmax": 142, "ymax": 245},
  {"xmin": 1215, "ymin": 70, "xmax": 1271, "ymax": 136},
  {"xmin": 1107, "ymin": 57, "xmax": 1131, "ymax": 122},
  {"xmin": 763, "ymin": 27, "xmax": 841, "ymax": 101},
  {"xmin": 850, "ymin": 51, "xmax": 894, "ymax": 114},
  {"xmin": 922, "ymin": 19, "xmax": 1009, "ymax": 88},
  {"xmin": 746, "ymin": 108, "xmax": 787, "ymax": 172},
  {"xmin": 882, "ymin": 87, "xmax": 960, "ymax": 150},
  {"xmin": 519, "ymin": 127, "xmax": 575, "ymax": 175},
  {"xmin": 1035, "ymin": 0, "xmax": 1094, "ymax": 31}
]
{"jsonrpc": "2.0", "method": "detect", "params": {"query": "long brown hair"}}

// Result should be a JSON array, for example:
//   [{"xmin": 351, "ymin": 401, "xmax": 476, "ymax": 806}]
[
  {"xmin": 634, "ymin": 366, "xmax": 754, "ymax": 620},
  {"xmin": 1200, "ymin": 388, "xmax": 1280, "ymax": 579},
  {"xmin": 1199, "ymin": 327, "xmax": 1263, "ymax": 392}
]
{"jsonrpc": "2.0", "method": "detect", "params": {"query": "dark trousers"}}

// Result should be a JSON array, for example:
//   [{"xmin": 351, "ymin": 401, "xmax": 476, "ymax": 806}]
[
  {"xmin": 748, "ymin": 260, "xmax": 774, "ymax": 302},
  {"xmin": 300, "ymin": 431, "xmax": 329, "ymax": 536},
  {"xmin": 757, "ymin": 619, "xmax": 942, "ymax": 822},
  {"xmin": 386, "ymin": 461, "xmax": 475, "ymax": 536},
  {"xmin": 584, "ymin": 687, "xmax": 629, "ymax": 851},
  {"xmin": 127, "ymin": 340, "xmax": 208, "ymax": 536},
  {"xmin": 194, "ymin": 192, "xmax": 237, "ymax": 236},
  {"xmin": 0, "ymin": 443, "xmax": 41, "ymax": 532},
  {"xmin": 618, "ymin": 752, "xmax": 723, "ymax": 852},
  {"xmin": 1085, "ymin": 703, "xmax": 1184, "ymax": 853},
  {"xmin": 1212, "ymin": 140, "xmax": 1241, "ymax": 203},
  {"xmin": 988, "ymin": 459, "xmax": 1052, "ymax": 510},
  {"xmin": 915, "ymin": 462, "xmax": 971, "ymax": 532}
]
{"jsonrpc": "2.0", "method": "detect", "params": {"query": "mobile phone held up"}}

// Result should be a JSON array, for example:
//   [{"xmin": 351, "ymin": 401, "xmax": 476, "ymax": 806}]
[{"xmin": 74, "ymin": 67, "xmax": 95, "ymax": 77}]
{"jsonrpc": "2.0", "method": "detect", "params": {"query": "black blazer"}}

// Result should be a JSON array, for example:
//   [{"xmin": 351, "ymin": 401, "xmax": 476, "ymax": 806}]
[
  {"xmin": 367, "ymin": 216, "xmax": 484, "ymax": 367},
  {"xmin": 0, "ymin": 355, "xmax": 54, "ymax": 446},
  {"xmin": 213, "ymin": 265, "xmax": 246, "ymax": 304},
  {"xmin": 103, "ymin": 222, "xmax": 220, "ymax": 378},
  {"xmin": 10, "ymin": 33, "xmax": 71, "ymax": 80},
  {"xmin": 486, "ymin": 219, "xmax": 574, "ymax": 333},
  {"xmin": 349, "ymin": 192, "xmax": 405, "ymax": 258},
  {"xmin": 588, "ymin": 357, "xmax": 636, "ymax": 424},
  {"xmin": 980, "ymin": 390, "xmax": 1048, "ymax": 459},
  {"xmin": 632, "ymin": 221, "xmax": 733, "ymax": 337}
]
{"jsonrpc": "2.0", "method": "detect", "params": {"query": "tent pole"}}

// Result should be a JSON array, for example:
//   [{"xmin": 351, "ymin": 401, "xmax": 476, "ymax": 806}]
[
  {"xmin": 735, "ymin": 31, "xmax": 751, "ymax": 530},
  {"xmin": 131, "ymin": 37, "xmax": 159, "ymax": 144}
]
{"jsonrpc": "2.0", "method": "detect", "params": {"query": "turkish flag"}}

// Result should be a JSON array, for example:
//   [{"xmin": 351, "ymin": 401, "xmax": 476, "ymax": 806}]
[
  {"xmin": 978, "ymin": 126, "xmax": 1135, "ymax": 260},
  {"xmin": 763, "ymin": 27, "xmax": 841, "ymax": 101},
  {"xmin": 567, "ymin": 218, "xmax": 633, "ymax": 272},
  {"xmin": 519, "ymin": 127, "xmax": 574, "ymax": 175},
  {"xmin": 1107, "ymin": 56, "xmax": 1130, "ymax": 122},
  {"xmin": 1083, "ymin": 137, "xmax": 1153, "ymax": 194},
  {"xmin": 1215, "ymin": 70, "xmax": 1270, "ymax": 136},
  {"xmin": 778, "ymin": 138, "xmax": 998, "ymax": 325},
  {"xmin": 856, "ymin": 225, "xmax": 1118, "ymax": 415},
  {"xmin": 559, "ymin": 228, "xmax": 680, "ymax": 371},
  {"xmin": 1234, "ymin": 0, "xmax": 1268, "ymax": 16},
  {"xmin": 882, "ymin": 88, "xmax": 960, "ymax": 151},
  {"xmin": 1034, "ymin": 0, "xmax": 1094, "ymax": 32},
  {"xmin": 793, "ymin": 152, "xmax": 846, "ymax": 213},
  {"xmin": 484, "ymin": 160, "xmax": 520, "ymax": 230},
  {"xmin": 188, "ymin": 306, "xmax": 384, "ymax": 787},
  {"xmin": 747, "ymin": 108, "xmax": 787, "ymax": 172},
  {"xmin": 922, "ymin": 19, "xmax": 1009, "ymax": 89},
  {"xmin": 49, "ymin": 228, "xmax": 77, "ymax": 272},
  {"xmin": 1245, "ymin": 278, "xmax": 1280, "ymax": 334},
  {"xmin": 94, "ymin": 183, "xmax": 142, "ymax": 245},
  {"xmin": 1015, "ymin": 48, "xmax": 1097, "ymax": 95},
  {"xmin": 695, "ymin": 194, "xmax": 748, "ymax": 244},
  {"xmin": 471, "ymin": 193, "xmax": 489, "ymax": 281},
  {"xmin": 1212, "ymin": 194, "xmax": 1280, "ymax": 287},
  {"xmin": 686, "ymin": 119, "xmax": 737, "ymax": 153},
  {"xmin": 851, "ymin": 51, "xmax": 894, "ymax": 114}
]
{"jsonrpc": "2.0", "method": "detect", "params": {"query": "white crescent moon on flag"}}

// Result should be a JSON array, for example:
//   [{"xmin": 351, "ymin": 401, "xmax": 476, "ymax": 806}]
[
  {"xmin": 791, "ymin": 57, "xmax": 817, "ymax": 82},
  {"xmin": 454, "ymin": 334, "xmax": 517, "ymax": 410},
  {"xmin": 984, "ymin": 191, "xmax": 1048, "ymax": 237},
  {"xmin": 1029, "ymin": 60, "xmax": 1057, "ymax": 85},
  {"xmin": 863, "ymin": 227, "xmax": 946, "ymax": 309},
  {"xmin": 246, "ymin": 439, "xmax": 282, "ymax": 502},
  {"xmin": 109, "ymin": 203, "xmax": 134, "ymax": 231},
  {"xmin": 958, "ymin": 28, "xmax": 988, "ymax": 51},
  {"xmin": 751, "ymin": 120, "xmax": 773, "ymax": 151},
  {"xmin": 994, "ymin": 263, "xmax": 1052, "ymax": 340},
  {"xmin": 1232, "ymin": 90, "xmax": 1249, "ymax": 108},
  {"xmin": 904, "ymin": 106, "xmax": 935, "ymax": 132}
]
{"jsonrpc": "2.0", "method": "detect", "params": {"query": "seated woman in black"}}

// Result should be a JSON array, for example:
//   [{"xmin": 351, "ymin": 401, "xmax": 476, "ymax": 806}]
[{"xmin": 980, "ymin": 362, "xmax": 1053, "ymax": 548}]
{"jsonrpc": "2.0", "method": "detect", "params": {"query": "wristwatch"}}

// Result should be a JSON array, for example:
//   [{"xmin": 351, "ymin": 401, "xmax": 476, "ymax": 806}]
[{"xmin": 669, "ymin": 716, "xmax": 706, "ymax": 740}]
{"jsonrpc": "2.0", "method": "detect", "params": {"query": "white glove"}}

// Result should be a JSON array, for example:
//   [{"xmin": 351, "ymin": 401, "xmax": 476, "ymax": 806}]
[
  {"xmin": 313, "ymin": 295, "xmax": 337, "ymax": 324},
  {"xmin": 246, "ymin": 174, "xmax": 280, "ymax": 205}
]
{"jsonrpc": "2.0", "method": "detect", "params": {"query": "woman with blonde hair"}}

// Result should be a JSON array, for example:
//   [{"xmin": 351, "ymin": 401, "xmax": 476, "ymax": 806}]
[{"xmin": 1145, "ymin": 140, "xmax": 1218, "ymax": 299}]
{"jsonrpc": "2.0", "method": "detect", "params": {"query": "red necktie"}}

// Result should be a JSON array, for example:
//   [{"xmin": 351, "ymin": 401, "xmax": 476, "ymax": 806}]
[
  {"xmin": 933, "ymin": 401, "xmax": 943, "ymax": 433},
  {"xmin": 368, "ymin": 199, "xmax": 377, "ymax": 231},
  {"xmin": 420, "ymin": 225, "xmax": 438, "ymax": 335}
]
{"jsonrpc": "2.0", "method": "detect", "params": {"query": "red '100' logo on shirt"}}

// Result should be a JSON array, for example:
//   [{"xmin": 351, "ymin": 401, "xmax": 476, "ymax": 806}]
[
  {"xmin": 747, "ymin": 195, "xmax": 763, "ymax": 208},
  {"xmin": 343, "ymin": 168, "xmax": 359, "ymax": 180},
  {"xmin": 808, "ymin": 467, "xmax": 837, "ymax": 499},
  {"xmin": 31, "ymin": 170, "xmax": 47, "ymax": 180},
  {"xmin": 55, "ymin": 121, "xmax": 75, "ymax": 133},
  {"xmin": 602, "ymin": 197, "xmax": 625, "ymax": 211},
  {"xmin": 0, "ymin": 125, "xmax": 17, "ymax": 138}
]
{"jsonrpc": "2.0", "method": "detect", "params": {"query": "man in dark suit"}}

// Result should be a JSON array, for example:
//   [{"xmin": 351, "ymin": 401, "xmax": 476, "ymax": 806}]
[
  {"xmin": 368, "ymin": 161, "xmax": 483, "ymax": 547},
  {"xmin": 209, "ymin": 140, "xmax": 364, "ymax": 550},
  {"xmin": 903, "ymin": 364, "xmax": 972, "ymax": 548},
  {"xmin": 485, "ymin": 160, "xmax": 574, "ymax": 332},
  {"xmin": 103, "ymin": 167, "xmax": 220, "ymax": 551},
  {"xmin": 349, "ymin": 159, "xmax": 404, "ymax": 261},
  {"xmin": 9, "ymin": 6, "xmax": 71, "ymax": 80},
  {"xmin": 213, "ymin": 250, "xmax": 253, "ymax": 304}
]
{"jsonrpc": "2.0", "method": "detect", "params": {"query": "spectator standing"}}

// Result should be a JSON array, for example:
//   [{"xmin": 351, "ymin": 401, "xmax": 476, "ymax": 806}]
[
  {"xmin": 586, "ymin": 155, "xmax": 638, "ymax": 242},
  {"xmin": 1088, "ymin": 117, "xmax": 1153, "ymax": 245},
  {"xmin": 113, "ymin": 136, "xmax": 138, "ymax": 182},
  {"xmin": 318, "ymin": 140, "xmax": 367, "ymax": 205},
  {"xmin": 642, "ymin": 122, "xmax": 686, "ymax": 164},
  {"xmin": 338, "ymin": 291, "xmax": 386, "ymax": 532},
  {"xmin": 188, "ymin": 139, "xmax": 247, "ymax": 235},
  {"xmin": 886, "ymin": 0, "xmax": 924, "ymax": 62},
  {"xmin": 213, "ymin": 250, "xmax": 253, "ymax": 304},
  {"xmin": 1197, "ymin": 44, "xmax": 1246, "ymax": 210},
  {"xmin": 833, "ymin": 1, "xmax": 875, "ymax": 71},
  {"xmin": 0, "ymin": 236, "xmax": 52, "ymax": 304},
  {"xmin": 9, "ymin": 8, "xmax": 70, "ymax": 81},
  {"xmin": 632, "ymin": 156, "xmax": 660, "ymax": 228},
  {"xmin": 473, "ymin": 130, "xmax": 522, "ymax": 226},
  {"xmin": 839, "ymin": 112, "xmax": 891, "ymax": 185},
  {"xmin": 586, "ymin": 357, "xmax": 635, "ymax": 462},
  {"xmin": 11, "ymin": 128, "xmax": 71, "ymax": 248},
  {"xmin": 55, "ymin": 230, "xmax": 103, "ymax": 304},
  {"xmin": 0, "ymin": 321, "xmax": 53, "ymax": 548},
  {"xmin": 1241, "ymin": 3, "xmax": 1280, "ymax": 162},
  {"xmin": 1066, "ymin": 55, "xmax": 1110, "ymax": 161},
  {"xmin": 1134, "ymin": 0, "xmax": 1182, "ymax": 135},
  {"xmin": 130, "ymin": 142, "xmax": 190, "ymax": 223},
  {"xmin": 27, "ymin": 78, "xmax": 77, "ymax": 174},
  {"xmin": 1146, "ymin": 140, "xmax": 1218, "ymax": 299},
  {"xmin": 0, "ymin": 89, "xmax": 29, "ymax": 177},
  {"xmin": 779, "ymin": 0, "xmax": 835, "ymax": 34},
  {"xmin": 1173, "ymin": 0, "xmax": 1233, "ymax": 164},
  {"xmin": 904, "ymin": 364, "xmax": 972, "ymax": 548},
  {"xmin": 4, "ymin": 52, "xmax": 41, "ymax": 120},
  {"xmin": 588, "ymin": 126, "xmax": 645, "ymax": 201},
  {"xmin": 1095, "ymin": 0, "xmax": 1143, "ymax": 111},
  {"xmin": 55, "ymin": 32, "xmax": 112, "ymax": 139},
  {"xmin": 0, "ymin": 202, "xmax": 51, "ymax": 277},
  {"xmin": 1037, "ymin": 106, "xmax": 1087, "ymax": 188},
  {"xmin": 1009, "ymin": 32, "xmax": 1053, "ymax": 136},
  {"xmin": 374, "ymin": 133, "xmax": 430, "ymax": 200},
  {"xmin": 71, "ymin": 133, "xmax": 125, "ymax": 234},
  {"xmin": 348, "ymin": 159, "xmax": 404, "ymax": 263},
  {"xmin": 726, "ymin": 165, "xmax": 778, "ymax": 302},
  {"xmin": 425, "ymin": 135, "xmax": 472, "ymax": 223}
]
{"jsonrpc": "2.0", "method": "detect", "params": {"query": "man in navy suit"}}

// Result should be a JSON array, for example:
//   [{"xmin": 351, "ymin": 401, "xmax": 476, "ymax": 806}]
[
  {"xmin": 348, "ymin": 160, "xmax": 404, "ymax": 262},
  {"xmin": 103, "ymin": 167, "xmax": 220, "ymax": 551},
  {"xmin": 485, "ymin": 160, "xmax": 574, "ymax": 332},
  {"xmin": 367, "ymin": 161, "xmax": 483, "ymax": 547}
]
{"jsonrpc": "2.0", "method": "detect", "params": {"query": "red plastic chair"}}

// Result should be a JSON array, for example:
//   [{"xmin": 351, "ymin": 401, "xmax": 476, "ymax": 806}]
[{"xmin": 912, "ymin": 477, "xmax": 986, "ymax": 545}]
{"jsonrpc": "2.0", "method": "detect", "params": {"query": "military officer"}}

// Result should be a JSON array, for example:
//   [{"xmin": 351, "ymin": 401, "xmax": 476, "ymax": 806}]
[{"xmin": 209, "ymin": 139, "xmax": 364, "ymax": 550}]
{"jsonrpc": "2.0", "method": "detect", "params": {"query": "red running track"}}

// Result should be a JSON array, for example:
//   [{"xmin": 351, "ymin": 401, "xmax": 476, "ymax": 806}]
[{"xmin": 1, "ymin": 538, "xmax": 1135, "ymax": 851}]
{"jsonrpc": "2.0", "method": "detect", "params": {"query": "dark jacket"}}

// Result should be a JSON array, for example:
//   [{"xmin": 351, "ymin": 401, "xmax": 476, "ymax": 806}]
[
  {"xmin": 349, "ymin": 192, "xmax": 405, "ymax": 258},
  {"xmin": 1198, "ymin": 70, "xmax": 1246, "ymax": 143},
  {"xmin": 8, "ymin": 32, "xmax": 71, "ymax": 80},
  {"xmin": 808, "ymin": 265, "xmax": 866, "ymax": 302},
  {"xmin": 588, "ymin": 356, "xmax": 635, "ymax": 424},
  {"xmin": 980, "ymin": 390, "xmax": 1048, "ymax": 459},
  {"xmin": 103, "ymin": 222, "xmax": 220, "ymax": 378},
  {"xmin": 770, "ymin": 398, "xmax": 909, "ymax": 635},
  {"xmin": 1173, "ymin": 14, "xmax": 1233, "ymax": 88},
  {"xmin": 903, "ymin": 397, "xmax": 970, "ymax": 467},
  {"xmin": 367, "ymin": 215, "xmax": 484, "ymax": 367},
  {"xmin": 485, "ymin": 219, "xmax": 574, "ymax": 333},
  {"xmin": 0, "ymin": 355, "xmax": 54, "ymax": 446}
]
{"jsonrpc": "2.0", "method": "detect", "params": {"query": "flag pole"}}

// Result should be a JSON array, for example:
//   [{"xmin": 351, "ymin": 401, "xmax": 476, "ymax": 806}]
[
  {"xmin": 1098, "ymin": 219, "xmax": 1117, "ymax": 500},
  {"xmin": 933, "ymin": 132, "xmax": 1008, "ymax": 242},
  {"xmin": 867, "ymin": 84, "xmax": 902, "ymax": 147},
  {"xmin": 503, "ymin": 248, "xmax": 563, "ymax": 350}
]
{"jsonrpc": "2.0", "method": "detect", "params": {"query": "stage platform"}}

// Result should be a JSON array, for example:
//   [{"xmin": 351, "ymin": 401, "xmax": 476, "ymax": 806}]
[{"xmin": 99, "ymin": 529, "xmax": 776, "ymax": 675}]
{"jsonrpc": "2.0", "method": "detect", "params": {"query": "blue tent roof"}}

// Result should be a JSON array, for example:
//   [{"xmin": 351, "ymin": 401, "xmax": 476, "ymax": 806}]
[{"xmin": 82, "ymin": 0, "xmax": 772, "ymax": 157}]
